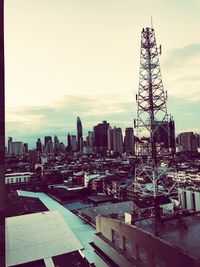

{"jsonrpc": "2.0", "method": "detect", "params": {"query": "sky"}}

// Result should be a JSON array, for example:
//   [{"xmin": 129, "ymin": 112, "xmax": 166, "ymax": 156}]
[{"xmin": 5, "ymin": 0, "xmax": 200, "ymax": 148}]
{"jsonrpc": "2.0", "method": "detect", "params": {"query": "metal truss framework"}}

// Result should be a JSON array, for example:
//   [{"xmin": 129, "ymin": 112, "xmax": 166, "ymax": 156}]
[{"xmin": 134, "ymin": 27, "xmax": 178, "ymax": 234}]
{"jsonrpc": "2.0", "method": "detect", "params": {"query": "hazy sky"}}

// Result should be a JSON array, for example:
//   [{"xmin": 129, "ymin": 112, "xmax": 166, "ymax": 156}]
[{"xmin": 5, "ymin": 0, "xmax": 200, "ymax": 147}]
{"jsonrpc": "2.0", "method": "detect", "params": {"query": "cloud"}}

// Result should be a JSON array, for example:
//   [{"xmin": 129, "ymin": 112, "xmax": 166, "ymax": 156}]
[
  {"xmin": 163, "ymin": 43, "xmax": 200, "ymax": 100},
  {"xmin": 6, "ymin": 93, "xmax": 200, "ymax": 148},
  {"xmin": 6, "ymin": 94, "xmax": 136, "ymax": 147},
  {"xmin": 166, "ymin": 43, "xmax": 200, "ymax": 67}
]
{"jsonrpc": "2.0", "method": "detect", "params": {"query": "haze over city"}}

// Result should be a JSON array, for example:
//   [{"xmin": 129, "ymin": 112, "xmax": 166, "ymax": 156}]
[{"xmin": 5, "ymin": 0, "xmax": 200, "ymax": 147}]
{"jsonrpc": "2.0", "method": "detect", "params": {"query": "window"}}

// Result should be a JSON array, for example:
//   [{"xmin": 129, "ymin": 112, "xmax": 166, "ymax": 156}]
[
  {"xmin": 192, "ymin": 192, "xmax": 196, "ymax": 210},
  {"xmin": 111, "ymin": 229, "xmax": 120, "ymax": 247},
  {"xmin": 16, "ymin": 178, "xmax": 18, "ymax": 183},
  {"xmin": 7, "ymin": 179, "xmax": 9, "ymax": 184},
  {"xmin": 123, "ymin": 236, "xmax": 132, "ymax": 259},
  {"xmin": 136, "ymin": 245, "xmax": 148, "ymax": 266},
  {"xmin": 24, "ymin": 177, "xmax": 26, "ymax": 182},
  {"xmin": 11, "ymin": 178, "xmax": 13, "ymax": 183},
  {"xmin": 19, "ymin": 178, "xmax": 21, "ymax": 183}
]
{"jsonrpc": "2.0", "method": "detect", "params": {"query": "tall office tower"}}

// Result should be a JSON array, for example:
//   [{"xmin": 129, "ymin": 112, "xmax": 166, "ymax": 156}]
[
  {"xmin": 8, "ymin": 137, "xmax": 12, "ymax": 155},
  {"xmin": 71, "ymin": 135, "xmax": 77, "ymax": 152},
  {"xmin": 53, "ymin": 135, "xmax": 59, "ymax": 154},
  {"xmin": 124, "ymin": 127, "xmax": 135, "ymax": 154},
  {"xmin": 133, "ymin": 27, "xmax": 176, "ymax": 235},
  {"xmin": 36, "ymin": 138, "xmax": 42, "ymax": 153},
  {"xmin": 44, "ymin": 136, "xmax": 52, "ymax": 147},
  {"xmin": 44, "ymin": 140, "xmax": 53, "ymax": 154},
  {"xmin": 67, "ymin": 133, "xmax": 72, "ymax": 152},
  {"xmin": 44, "ymin": 136, "xmax": 52, "ymax": 153},
  {"xmin": 11, "ymin": 142, "xmax": 23, "ymax": 155},
  {"xmin": 107, "ymin": 126, "xmax": 114, "ymax": 151},
  {"xmin": 112, "ymin": 127, "xmax": 123, "ymax": 153},
  {"xmin": 196, "ymin": 133, "xmax": 200, "ymax": 148},
  {"xmin": 93, "ymin": 120, "xmax": 110, "ymax": 153},
  {"xmin": 87, "ymin": 131, "xmax": 94, "ymax": 148},
  {"xmin": 177, "ymin": 132, "xmax": 198, "ymax": 153},
  {"xmin": 23, "ymin": 143, "xmax": 28, "ymax": 154},
  {"xmin": 85, "ymin": 131, "xmax": 94, "ymax": 153},
  {"xmin": 77, "ymin": 117, "xmax": 83, "ymax": 152}
]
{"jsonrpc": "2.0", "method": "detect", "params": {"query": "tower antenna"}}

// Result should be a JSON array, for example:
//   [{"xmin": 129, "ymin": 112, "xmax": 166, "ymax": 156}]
[
  {"xmin": 132, "ymin": 27, "xmax": 177, "ymax": 236},
  {"xmin": 151, "ymin": 16, "xmax": 153, "ymax": 28}
]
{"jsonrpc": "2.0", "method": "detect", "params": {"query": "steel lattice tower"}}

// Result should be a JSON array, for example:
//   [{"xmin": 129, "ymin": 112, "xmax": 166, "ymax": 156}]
[{"xmin": 133, "ymin": 27, "xmax": 176, "ymax": 235}]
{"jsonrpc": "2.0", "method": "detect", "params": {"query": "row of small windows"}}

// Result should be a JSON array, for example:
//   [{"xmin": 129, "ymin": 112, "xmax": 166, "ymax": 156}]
[
  {"xmin": 6, "ymin": 177, "xmax": 30, "ymax": 183},
  {"xmin": 111, "ymin": 229, "xmax": 166, "ymax": 267}
]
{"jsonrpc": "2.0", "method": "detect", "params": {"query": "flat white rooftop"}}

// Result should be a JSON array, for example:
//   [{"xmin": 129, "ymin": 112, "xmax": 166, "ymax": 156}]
[
  {"xmin": 6, "ymin": 210, "xmax": 83, "ymax": 267},
  {"xmin": 17, "ymin": 190, "xmax": 96, "ymax": 264}
]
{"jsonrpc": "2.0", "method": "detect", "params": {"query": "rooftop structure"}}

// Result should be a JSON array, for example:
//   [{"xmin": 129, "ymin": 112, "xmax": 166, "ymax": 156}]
[
  {"xmin": 6, "ymin": 210, "xmax": 83, "ymax": 267},
  {"xmin": 92, "ymin": 214, "xmax": 200, "ymax": 267},
  {"xmin": 17, "ymin": 190, "xmax": 96, "ymax": 264}
]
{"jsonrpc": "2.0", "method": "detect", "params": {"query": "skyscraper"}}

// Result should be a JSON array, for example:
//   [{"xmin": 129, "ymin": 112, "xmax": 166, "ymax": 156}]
[
  {"xmin": 67, "ymin": 133, "xmax": 72, "ymax": 152},
  {"xmin": 44, "ymin": 136, "xmax": 52, "ymax": 154},
  {"xmin": 8, "ymin": 137, "xmax": 12, "ymax": 155},
  {"xmin": 23, "ymin": 143, "xmax": 28, "ymax": 154},
  {"xmin": 71, "ymin": 135, "xmax": 77, "ymax": 152},
  {"xmin": 108, "ymin": 126, "xmax": 123, "ymax": 153},
  {"xmin": 177, "ymin": 132, "xmax": 198, "ymax": 153},
  {"xmin": 93, "ymin": 121, "xmax": 110, "ymax": 153},
  {"xmin": 124, "ymin": 127, "xmax": 135, "ymax": 154},
  {"xmin": 36, "ymin": 138, "xmax": 42, "ymax": 153},
  {"xmin": 77, "ymin": 117, "xmax": 83, "ymax": 152},
  {"xmin": 107, "ymin": 126, "xmax": 114, "ymax": 152},
  {"xmin": 54, "ymin": 135, "xmax": 59, "ymax": 154},
  {"xmin": 11, "ymin": 142, "xmax": 23, "ymax": 155},
  {"xmin": 113, "ymin": 127, "xmax": 123, "ymax": 153},
  {"xmin": 44, "ymin": 136, "xmax": 52, "ymax": 147}
]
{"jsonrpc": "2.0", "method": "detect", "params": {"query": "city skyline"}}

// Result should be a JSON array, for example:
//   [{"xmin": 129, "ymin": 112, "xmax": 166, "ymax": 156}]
[{"xmin": 5, "ymin": 0, "xmax": 200, "ymax": 146}]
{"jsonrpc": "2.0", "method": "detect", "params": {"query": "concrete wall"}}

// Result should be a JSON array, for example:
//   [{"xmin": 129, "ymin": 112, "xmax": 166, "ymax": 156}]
[{"xmin": 96, "ymin": 216, "xmax": 200, "ymax": 267}]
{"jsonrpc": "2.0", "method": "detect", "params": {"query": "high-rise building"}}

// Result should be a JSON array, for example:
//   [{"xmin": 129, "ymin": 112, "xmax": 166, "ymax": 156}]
[
  {"xmin": 67, "ymin": 133, "xmax": 72, "ymax": 152},
  {"xmin": 108, "ymin": 126, "xmax": 114, "ymax": 151},
  {"xmin": 93, "ymin": 121, "xmax": 110, "ymax": 153},
  {"xmin": 53, "ymin": 135, "xmax": 59, "ymax": 154},
  {"xmin": 113, "ymin": 127, "xmax": 123, "ymax": 153},
  {"xmin": 84, "ymin": 131, "xmax": 94, "ymax": 154},
  {"xmin": 71, "ymin": 135, "xmax": 77, "ymax": 152},
  {"xmin": 177, "ymin": 132, "xmax": 198, "ymax": 153},
  {"xmin": 44, "ymin": 140, "xmax": 53, "ymax": 154},
  {"xmin": 36, "ymin": 138, "xmax": 42, "ymax": 153},
  {"xmin": 44, "ymin": 136, "xmax": 52, "ymax": 147},
  {"xmin": 195, "ymin": 133, "xmax": 200, "ymax": 148},
  {"xmin": 124, "ymin": 127, "xmax": 135, "ymax": 154},
  {"xmin": 23, "ymin": 143, "xmax": 28, "ymax": 154},
  {"xmin": 87, "ymin": 131, "xmax": 94, "ymax": 148},
  {"xmin": 77, "ymin": 117, "xmax": 83, "ymax": 152},
  {"xmin": 11, "ymin": 142, "xmax": 23, "ymax": 155},
  {"xmin": 44, "ymin": 136, "xmax": 52, "ymax": 154},
  {"xmin": 8, "ymin": 137, "xmax": 12, "ymax": 155}
]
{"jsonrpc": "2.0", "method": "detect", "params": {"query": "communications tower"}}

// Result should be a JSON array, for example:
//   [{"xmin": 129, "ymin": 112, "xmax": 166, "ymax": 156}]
[{"xmin": 133, "ymin": 27, "xmax": 176, "ymax": 235}]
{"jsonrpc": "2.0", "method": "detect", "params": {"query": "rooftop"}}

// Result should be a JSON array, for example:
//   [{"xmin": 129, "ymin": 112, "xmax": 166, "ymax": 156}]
[
  {"xmin": 17, "ymin": 190, "xmax": 96, "ymax": 264},
  {"xmin": 135, "ymin": 213, "xmax": 200, "ymax": 261},
  {"xmin": 78, "ymin": 201, "xmax": 134, "ymax": 224},
  {"xmin": 6, "ymin": 210, "xmax": 83, "ymax": 267}
]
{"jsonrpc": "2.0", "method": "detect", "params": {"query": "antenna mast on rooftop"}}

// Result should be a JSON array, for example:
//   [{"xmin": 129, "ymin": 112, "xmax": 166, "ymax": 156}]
[{"xmin": 134, "ymin": 27, "xmax": 176, "ymax": 235}]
